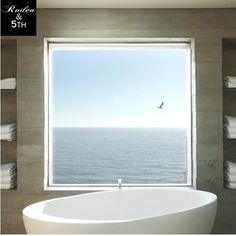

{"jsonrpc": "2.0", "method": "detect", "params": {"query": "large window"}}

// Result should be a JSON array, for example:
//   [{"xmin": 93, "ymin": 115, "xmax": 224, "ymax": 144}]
[{"xmin": 45, "ymin": 41, "xmax": 192, "ymax": 190}]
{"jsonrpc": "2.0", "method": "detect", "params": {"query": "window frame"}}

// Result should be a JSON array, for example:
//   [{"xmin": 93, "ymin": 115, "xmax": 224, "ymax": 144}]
[{"xmin": 44, "ymin": 38, "xmax": 194, "ymax": 191}]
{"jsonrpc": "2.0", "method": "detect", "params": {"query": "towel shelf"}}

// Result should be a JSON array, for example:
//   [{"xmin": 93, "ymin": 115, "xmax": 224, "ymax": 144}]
[
  {"xmin": 224, "ymin": 88, "xmax": 236, "ymax": 91},
  {"xmin": 223, "ymin": 38, "xmax": 236, "ymax": 190},
  {"xmin": 1, "ymin": 89, "xmax": 16, "ymax": 93},
  {"xmin": 0, "ymin": 140, "xmax": 17, "ymax": 142},
  {"xmin": 1, "ymin": 39, "xmax": 17, "ymax": 191},
  {"xmin": 1, "ymin": 188, "xmax": 17, "ymax": 192}
]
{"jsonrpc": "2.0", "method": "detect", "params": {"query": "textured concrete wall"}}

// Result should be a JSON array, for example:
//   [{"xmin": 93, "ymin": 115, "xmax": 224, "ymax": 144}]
[{"xmin": 1, "ymin": 9, "xmax": 236, "ymax": 234}]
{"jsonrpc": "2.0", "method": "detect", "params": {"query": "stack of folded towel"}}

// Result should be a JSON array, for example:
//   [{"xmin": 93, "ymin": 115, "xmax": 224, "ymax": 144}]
[
  {"xmin": 224, "ymin": 161, "xmax": 236, "ymax": 189},
  {"xmin": 1, "ymin": 163, "xmax": 17, "ymax": 189},
  {"xmin": 224, "ymin": 116, "xmax": 236, "ymax": 139},
  {"xmin": 0, "ymin": 123, "xmax": 16, "ymax": 141},
  {"xmin": 0, "ymin": 78, "xmax": 16, "ymax": 90},
  {"xmin": 224, "ymin": 76, "xmax": 236, "ymax": 88}
]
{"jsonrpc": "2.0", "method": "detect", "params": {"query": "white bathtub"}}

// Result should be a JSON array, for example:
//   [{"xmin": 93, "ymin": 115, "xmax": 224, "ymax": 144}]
[{"xmin": 23, "ymin": 188, "xmax": 217, "ymax": 234}]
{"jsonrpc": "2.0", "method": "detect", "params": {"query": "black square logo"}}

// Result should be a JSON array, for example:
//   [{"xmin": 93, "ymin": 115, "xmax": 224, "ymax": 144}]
[{"xmin": 1, "ymin": 0, "xmax": 36, "ymax": 36}]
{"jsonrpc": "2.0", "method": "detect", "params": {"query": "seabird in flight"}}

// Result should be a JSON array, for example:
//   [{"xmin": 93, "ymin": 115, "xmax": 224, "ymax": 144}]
[{"xmin": 157, "ymin": 102, "xmax": 164, "ymax": 109}]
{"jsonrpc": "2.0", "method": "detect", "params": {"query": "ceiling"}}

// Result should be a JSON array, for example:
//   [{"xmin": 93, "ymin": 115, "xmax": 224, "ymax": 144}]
[{"xmin": 37, "ymin": 0, "xmax": 236, "ymax": 9}]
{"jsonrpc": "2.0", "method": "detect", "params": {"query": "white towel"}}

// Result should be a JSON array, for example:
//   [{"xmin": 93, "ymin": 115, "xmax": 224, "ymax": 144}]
[
  {"xmin": 224, "ymin": 172, "xmax": 236, "ymax": 183},
  {"xmin": 0, "ymin": 132, "xmax": 16, "ymax": 141},
  {"xmin": 0, "ymin": 78, "xmax": 16, "ymax": 89},
  {"xmin": 225, "ymin": 160, "xmax": 236, "ymax": 168},
  {"xmin": 224, "ymin": 76, "xmax": 236, "ymax": 83},
  {"xmin": 1, "ymin": 163, "xmax": 17, "ymax": 176},
  {"xmin": 224, "ymin": 82, "xmax": 236, "ymax": 88},
  {"xmin": 225, "ymin": 181, "xmax": 236, "ymax": 189},
  {"xmin": 1, "ymin": 82, "xmax": 16, "ymax": 85},
  {"xmin": 0, "ymin": 78, "xmax": 16, "ymax": 84},
  {"xmin": 0, "ymin": 84, "xmax": 16, "ymax": 89},
  {"xmin": 1, "ymin": 168, "xmax": 16, "ymax": 176},
  {"xmin": 225, "ymin": 133, "xmax": 236, "ymax": 139},
  {"xmin": 224, "ymin": 124, "xmax": 236, "ymax": 133},
  {"xmin": 224, "ymin": 116, "xmax": 236, "ymax": 128},
  {"xmin": 1, "ymin": 173, "xmax": 16, "ymax": 184},
  {"xmin": 1, "ymin": 124, "xmax": 16, "ymax": 134},
  {"xmin": 224, "ymin": 125, "xmax": 236, "ymax": 139},
  {"xmin": 224, "ymin": 161, "xmax": 236, "ymax": 174},
  {"xmin": 0, "ymin": 182, "xmax": 16, "ymax": 189},
  {"xmin": 225, "ymin": 167, "xmax": 236, "ymax": 175}
]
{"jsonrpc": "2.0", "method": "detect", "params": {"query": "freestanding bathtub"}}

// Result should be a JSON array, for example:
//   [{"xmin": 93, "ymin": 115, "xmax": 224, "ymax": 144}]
[{"xmin": 23, "ymin": 188, "xmax": 217, "ymax": 234}]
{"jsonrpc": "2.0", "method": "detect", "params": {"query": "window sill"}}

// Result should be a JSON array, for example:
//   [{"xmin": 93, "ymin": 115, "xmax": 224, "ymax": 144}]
[{"xmin": 44, "ymin": 184, "xmax": 193, "ymax": 192}]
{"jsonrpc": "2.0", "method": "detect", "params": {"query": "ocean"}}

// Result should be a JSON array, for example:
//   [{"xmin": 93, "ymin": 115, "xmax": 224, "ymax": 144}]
[{"xmin": 52, "ymin": 128, "xmax": 188, "ymax": 185}]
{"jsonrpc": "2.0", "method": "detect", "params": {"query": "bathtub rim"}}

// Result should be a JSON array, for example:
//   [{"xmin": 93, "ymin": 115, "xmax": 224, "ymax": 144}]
[{"xmin": 23, "ymin": 187, "xmax": 217, "ymax": 224}]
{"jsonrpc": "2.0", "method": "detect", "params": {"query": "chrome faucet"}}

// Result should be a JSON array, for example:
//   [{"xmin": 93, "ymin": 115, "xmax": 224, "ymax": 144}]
[{"xmin": 118, "ymin": 178, "xmax": 122, "ymax": 189}]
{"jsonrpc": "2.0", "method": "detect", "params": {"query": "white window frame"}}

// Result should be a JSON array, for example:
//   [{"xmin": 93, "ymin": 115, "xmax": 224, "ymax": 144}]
[{"xmin": 44, "ymin": 38, "xmax": 194, "ymax": 191}]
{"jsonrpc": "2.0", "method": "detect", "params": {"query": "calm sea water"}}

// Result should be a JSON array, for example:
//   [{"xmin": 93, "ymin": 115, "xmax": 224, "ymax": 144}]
[{"xmin": 53, "ymin": 128, "xmax": 187, "ymax": 184}]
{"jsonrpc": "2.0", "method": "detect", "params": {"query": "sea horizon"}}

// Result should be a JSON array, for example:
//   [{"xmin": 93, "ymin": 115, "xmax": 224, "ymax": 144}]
[{"xmin": 52, "ymin": 127, "xmax": 188, "ymax": 185}]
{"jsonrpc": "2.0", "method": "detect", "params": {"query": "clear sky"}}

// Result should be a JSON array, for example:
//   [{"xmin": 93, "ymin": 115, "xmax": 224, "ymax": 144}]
[{"xmin": 52, "ymin": 48, "xmax": 189, "ymax": 128}]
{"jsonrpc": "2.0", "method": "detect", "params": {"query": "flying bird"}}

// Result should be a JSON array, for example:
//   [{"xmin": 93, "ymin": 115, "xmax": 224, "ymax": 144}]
[{"xmin": 157, "ymin": 102, "xmax": 164, "ymax": 109}]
